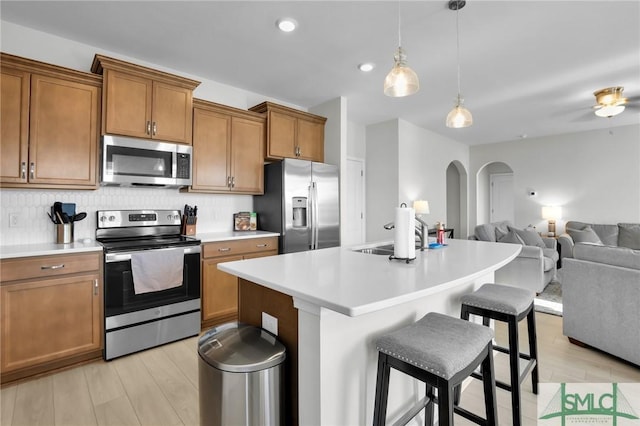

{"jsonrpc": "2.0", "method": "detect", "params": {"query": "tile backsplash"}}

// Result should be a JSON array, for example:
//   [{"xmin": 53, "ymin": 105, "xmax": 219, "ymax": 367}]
[{"xmin": 0, "ymin": 187, "xmax": 252, "ymax": 246}]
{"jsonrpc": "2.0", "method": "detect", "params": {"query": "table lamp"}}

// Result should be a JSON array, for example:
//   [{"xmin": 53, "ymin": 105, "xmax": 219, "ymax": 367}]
[{"xmin": 541, "ymin": 206, "xmax": 562, "ymax": 237}]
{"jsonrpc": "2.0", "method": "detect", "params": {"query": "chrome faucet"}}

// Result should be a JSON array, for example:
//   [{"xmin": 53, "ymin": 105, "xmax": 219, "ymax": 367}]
[{"xmin": 382, "ymin": 216, "xmax": 429, "ymax": 251}]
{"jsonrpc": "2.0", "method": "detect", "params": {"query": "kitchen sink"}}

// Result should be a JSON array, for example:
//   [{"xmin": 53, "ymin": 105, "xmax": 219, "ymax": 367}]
[
  {"xmin": 353, "ymin": 243, "xmax": 422, "ymax": 255},
  {"xmin": 354, "ymin": 247, "xmax": 394, "ymax": 255}
]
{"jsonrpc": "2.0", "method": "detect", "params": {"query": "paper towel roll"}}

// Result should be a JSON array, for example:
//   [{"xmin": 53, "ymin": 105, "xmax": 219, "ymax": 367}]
[{"xmin": 394, "ymin": 207, "xmax": 415, "ymax": 259}]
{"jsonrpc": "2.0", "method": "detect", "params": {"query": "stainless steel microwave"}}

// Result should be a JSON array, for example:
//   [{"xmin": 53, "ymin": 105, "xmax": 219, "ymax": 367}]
[{"xmin": 101, "ymin": 135, "xmax": 192, "ymax": 188}]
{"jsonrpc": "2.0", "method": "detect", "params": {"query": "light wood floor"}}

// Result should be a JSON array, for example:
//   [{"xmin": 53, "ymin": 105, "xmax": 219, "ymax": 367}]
[{"xmin": 1, "ymin": 313, "xmax": 639, "ymax": 426}]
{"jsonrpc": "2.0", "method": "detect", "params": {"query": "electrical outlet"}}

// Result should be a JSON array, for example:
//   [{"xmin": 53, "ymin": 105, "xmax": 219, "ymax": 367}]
[
  {"xmin": 261, "ymin": 312, "xmax": 278, "ymax": 336},
  {"xmin": 9, "ymin": 213, "xmax": 19, "ymax": 228}
]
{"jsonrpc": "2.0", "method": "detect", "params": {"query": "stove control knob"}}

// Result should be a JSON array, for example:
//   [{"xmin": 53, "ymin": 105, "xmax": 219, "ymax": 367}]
[
  {"xmin": 108, "ymin": 215, "xmax": 116, "ymax": 222},
  {"xmin": 167, "ymin": 214, "xmax": 172, "ymax": 220},
  {"xmin": 99, "ymin": 215, "xmax": 107, "ymax": 222},
  {"xmin": 174, "ymin": 214, "xmax": 180, "ymax": 220}
]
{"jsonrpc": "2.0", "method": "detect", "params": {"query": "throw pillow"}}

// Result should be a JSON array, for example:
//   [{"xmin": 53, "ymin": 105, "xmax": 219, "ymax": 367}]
[
  {"xmin": 618, "ymin": 223, "xmax": 640, "ymax": 250},
  {"xmin": 567, "ymin": 226, "xmax": 603, "ymax": 245},
  {"xmin": 493, "ymin": 222, "xmax": 511, "ymax": 241},
  {"xmin": 509, "ymin": 226, "xmax": 546, "ymax": 248},
  {"xmin": 497, "ymin": 229, "xmax": 524, "ymax": 245}
]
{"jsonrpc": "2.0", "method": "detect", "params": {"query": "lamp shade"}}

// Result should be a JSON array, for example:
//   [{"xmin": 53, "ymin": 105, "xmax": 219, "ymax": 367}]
[
  {"xmin": 446, "ymin": 103, "xmax": 473, "ymax": 128},
  {"xmin": 541, "ymin": 206, "xmax": 562, "ymax": 220},
  {"xmin": 413, "ymin": 200, "xmax": 430, "ymax": 215},
  {"xmin": 384, "ymin": 47, "xmax": 419, "ymax": 97}
]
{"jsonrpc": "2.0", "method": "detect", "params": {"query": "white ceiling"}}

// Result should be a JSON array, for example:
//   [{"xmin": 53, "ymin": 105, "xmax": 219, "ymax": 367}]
[{"xmin": 2, "ymin": 1, "xmax": 639, "ymax": 145}]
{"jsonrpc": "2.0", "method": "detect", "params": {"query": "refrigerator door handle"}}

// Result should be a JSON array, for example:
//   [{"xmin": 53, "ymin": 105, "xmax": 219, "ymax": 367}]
[
  {"xmin": 308, "ymin": 184, "xmax": 314, "ymax": 250},
  {"xmin": 312, "ymin": 181, "xmax": 319, "ymax": 250}
]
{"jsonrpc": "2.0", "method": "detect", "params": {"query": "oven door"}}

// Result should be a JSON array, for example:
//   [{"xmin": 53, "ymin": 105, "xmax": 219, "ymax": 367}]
[{"xmin": 104, "ymin": 245, "xmax": 201, "ymax": 319}]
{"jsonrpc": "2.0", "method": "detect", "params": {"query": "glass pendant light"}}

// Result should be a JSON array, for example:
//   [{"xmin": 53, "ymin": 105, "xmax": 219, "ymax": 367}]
[
  {"xmin": 446, "ymin": 0, "xmax": 472, "ymax": 128},
  {"xmin": 384, "ymin": 2, "xmax": 419, "ymax": 97}
]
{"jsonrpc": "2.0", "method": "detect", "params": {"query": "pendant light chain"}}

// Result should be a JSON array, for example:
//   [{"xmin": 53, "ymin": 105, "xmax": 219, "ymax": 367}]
[
  {"xmin": 398, "ymin": 0, "xmax": 402, "ymax": 48},
  {"xmin": 455, "ymin": 0, "xmax": 461, "ymax": 100}
]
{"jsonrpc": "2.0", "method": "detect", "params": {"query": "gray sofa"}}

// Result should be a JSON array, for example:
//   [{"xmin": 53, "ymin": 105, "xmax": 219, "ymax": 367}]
[
  {"xmin": 558, "ymin": 221, "xmax": 640, "ymax": 262},
  {"xmin": 562, "ymin": 243, "xmax": 640, "ymax": 365},
  {"xmin": 470, "ymin": 221, "xmax": 558, "ymax": 293}
]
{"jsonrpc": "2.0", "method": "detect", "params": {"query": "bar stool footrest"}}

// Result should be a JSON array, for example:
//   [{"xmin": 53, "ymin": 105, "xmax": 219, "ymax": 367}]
[{"xmin": 391, "ymin": 395, "xmax": 431, "ymax": 426}]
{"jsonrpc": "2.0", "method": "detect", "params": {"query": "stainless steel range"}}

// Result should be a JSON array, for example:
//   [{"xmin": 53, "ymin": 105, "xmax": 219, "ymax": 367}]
[{"xmin": 96, "ymin": 209, "xmax": 201, "ymax": 360}]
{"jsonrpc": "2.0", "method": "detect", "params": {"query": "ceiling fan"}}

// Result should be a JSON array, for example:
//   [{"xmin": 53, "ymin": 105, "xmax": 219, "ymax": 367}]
[{"xmin": 593, "ymin": 86, "xmax": 640, "ymax": 117}]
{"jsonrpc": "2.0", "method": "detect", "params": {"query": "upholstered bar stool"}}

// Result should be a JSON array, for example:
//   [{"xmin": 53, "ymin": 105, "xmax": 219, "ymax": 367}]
[
  {"xmin": 373, "ymin": 312, "xmax": 498, "ymax": 426},
  {"xmin": 458, "ymin": 284, "xmax": 538, "ymax": 426}
]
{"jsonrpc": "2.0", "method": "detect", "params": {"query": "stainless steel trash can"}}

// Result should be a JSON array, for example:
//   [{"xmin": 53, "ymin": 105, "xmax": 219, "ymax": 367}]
[{"xmin": 198, "ymin": 322, "xmax": 286, "ymax": 426}]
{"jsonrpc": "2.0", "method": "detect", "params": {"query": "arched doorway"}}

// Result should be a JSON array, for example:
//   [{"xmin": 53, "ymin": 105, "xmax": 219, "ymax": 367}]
[
  {"xmin": 446, "ymin": 161, "xmax": 468, "ymax": 239},
  {"xmin": 476, "ymin": 162, "xmax": 514, "ymax": 226}
]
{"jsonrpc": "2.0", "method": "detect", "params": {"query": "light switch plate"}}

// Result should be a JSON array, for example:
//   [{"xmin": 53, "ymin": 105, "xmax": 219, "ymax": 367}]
[{"xmin": 261, "ymin": 312, "xmax": 278, "ymax": 336}]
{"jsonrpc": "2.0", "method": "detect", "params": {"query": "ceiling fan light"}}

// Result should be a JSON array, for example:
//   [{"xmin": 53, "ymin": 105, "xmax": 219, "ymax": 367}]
[
  {"xmin": 384, "ymin": 47, "xmax": 419, "ymax": 97},
  {"xmin": 595, "ymin": 104, "xmax": 625, "ymax": 118},
  {"xmin": 446, "ymin": 98, "xmax": 473, "ymax": 128}
]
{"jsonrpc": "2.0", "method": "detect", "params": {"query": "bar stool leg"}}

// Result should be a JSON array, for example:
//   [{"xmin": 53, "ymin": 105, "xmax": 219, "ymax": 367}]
[
  {"xmin": 481, "ymin": 343, "xmax": 498, "ymax": 425},
  {"xmin": 527, "ymin": 308, "xmax": 539, "ymax": 395},
  {"xmin": 508, "ymin": 316, "xmax": 522, "ymax": 426},
  {"xmin": 424, "ymin": 384, "xmax": 435, "ymax": 426},
  {"xmin": 438, "ymin": 382, "xmax": 454, "ymax": 426},
  {"xmin": 373, "ymin": 352, "xmax": 391, "ymax": 426}
]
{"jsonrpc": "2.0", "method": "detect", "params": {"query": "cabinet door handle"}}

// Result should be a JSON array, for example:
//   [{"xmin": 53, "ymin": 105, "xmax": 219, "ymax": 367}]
[
  {"xmin": 41, "ymin": 263, "xmax": 64, "ymax": 270},
  {"xmin": 231, "ymin": 176, "xmax": 235, "ymax": 188},
  {"xmin": 30, "ymin": 162, "xmax": 35, "ymax": 179},
  {"xmin": 146, "ymin": 121, "xmax": 152, "ymax": 135},
  {"xmin": 152, "ymin": 122, "xmax": 157, "ymax": 136},
  {"xmin": 256, "ymin": 243, "xmax": 268, "ymax": 248},
  {"xmin": 227, "ymin": 176, "xmax": 232, "ymax": 188},
  {"xmin": 21, "ymin": 162, "xmax": 26, "ymax": 179},
  {"xmin": 93, "ymin": 279, "xmax": 99, "ymax": 296},
  {"xmin": 218, "ymin": 247, "xmax": 231, "ymax": 252}
]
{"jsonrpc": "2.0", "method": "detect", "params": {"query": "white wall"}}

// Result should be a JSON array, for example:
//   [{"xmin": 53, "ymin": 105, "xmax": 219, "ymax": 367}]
[
  {"xmin": 347, "ymin": 121, "xmax": 366, "ymax": 160},
  {"xmin": 0, "ymin": 21, "xmax": 305, "ymax": 245},
  {"xmin": 470, "ymin": 124, "xmax": 640, "ymax": 234},
  {"xmin": 365, "ymin": 119, "xmax": 470, "ymax": 242},
  {"xmin": 365, "ymin": 120, "xmax": 399, "ymax": 242}
]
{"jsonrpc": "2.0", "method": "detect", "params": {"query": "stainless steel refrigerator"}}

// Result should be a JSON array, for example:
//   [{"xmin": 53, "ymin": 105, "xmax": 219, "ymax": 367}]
[{"xmin": 254, "ymin": 158, "xmax": 340, "ymax": 254}]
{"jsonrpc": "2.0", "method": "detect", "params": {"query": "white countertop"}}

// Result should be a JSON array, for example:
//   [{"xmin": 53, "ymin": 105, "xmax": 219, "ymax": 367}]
[
  {"xmin": 197, "ymin": 230, "xmax": 279, "ymax": 243},
  {"xmin": 0, "ymin": 231, "xmax": 279, "ymax": 260},
  {"xmin": 0, "ymin": 240, "xmax": 104, "ymax": 260},
  {"xmin": 218, "ymin": 238, "xmax": 521, "ymax": 317}
]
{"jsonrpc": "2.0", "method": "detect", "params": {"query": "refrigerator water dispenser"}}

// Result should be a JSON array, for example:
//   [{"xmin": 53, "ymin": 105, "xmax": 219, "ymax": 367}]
[{"xmin": 292, "ymin": 197, "xmax": 307, "ymax": 228}]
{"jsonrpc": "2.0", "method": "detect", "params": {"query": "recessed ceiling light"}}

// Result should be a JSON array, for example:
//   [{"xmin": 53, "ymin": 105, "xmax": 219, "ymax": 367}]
[
  {"xmin": 358, "ymin": 63, "xmax": 375, "ymax": 72},
  {"xmin": 276, "ymin": 18, "xmax": 297, "ymax": 32}
]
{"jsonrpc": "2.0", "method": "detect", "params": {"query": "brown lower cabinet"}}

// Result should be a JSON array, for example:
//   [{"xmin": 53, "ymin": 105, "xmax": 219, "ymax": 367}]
[
  {"xmin": 238, "ymin": 278, "xmax": 299, "ymax": 426},
  {"xmin": 200, "ymin": 237, "xmax": 277, "ymax": 329},
  {"xmin": 0, "ymin": 252, "xmax": 103, "ymax": 384}
]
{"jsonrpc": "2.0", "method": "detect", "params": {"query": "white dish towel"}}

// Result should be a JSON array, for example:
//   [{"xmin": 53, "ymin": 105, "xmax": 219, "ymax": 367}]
[{"xmin": 131, "ymin": 248, "xmax": 184, "ymax": 295}]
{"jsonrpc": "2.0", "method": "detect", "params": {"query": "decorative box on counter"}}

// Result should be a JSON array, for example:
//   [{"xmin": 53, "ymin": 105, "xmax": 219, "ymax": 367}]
[{"xmin": 234, "ymin": 212, "xmax": 257, "ymax": 231}]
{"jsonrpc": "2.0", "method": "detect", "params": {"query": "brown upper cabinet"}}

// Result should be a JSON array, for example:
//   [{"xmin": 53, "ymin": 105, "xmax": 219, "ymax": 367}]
[
  {"xmin": 91, "ymin": 54, "xmax": 200, "ymax": 145},
  {"xmin": 185, "ymin": 99, "xmax": 265, "ymax": 194},
  {"xmin": 1, "ymin": 53, "xmax": 101, "ymax": 189},
  {"xmin": 249, "ymin": 102, "xmax": 326, "ymax": 162}
]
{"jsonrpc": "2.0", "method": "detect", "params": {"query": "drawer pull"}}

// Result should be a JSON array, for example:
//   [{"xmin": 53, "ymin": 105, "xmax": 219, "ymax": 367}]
[
  {"xmin": 256, "ymin": 244, "xmax": 269, "ymax": 248},
  {"xmin": 41, "ymin": 264, "xmax": 65, "ymax": 270},
  {"xmin": 218, "ymin": 247, "xmax": 231, "ymax": 252}
]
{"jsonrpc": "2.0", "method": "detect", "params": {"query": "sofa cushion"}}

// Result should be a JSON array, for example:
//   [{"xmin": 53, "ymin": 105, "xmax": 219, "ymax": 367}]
[
  {"xmin": 565, "ymin": 221, "xmax": 618, "ymax": 246},
  {"xmin": 618, "ymin": 223, "xmax": 640, "ymax": 250},
  {"xmin": 573, "ymin": 243, "xmax": 640, "ymax": 270},
  {"xmin": 509, "ymin": 226, "xmax": 546, "ymax": 249},
  {"xmin": 543, "ymin": 256, "xmax": 556, "ymax": 272},
  {"xmin": 542, "ymin": 248, "xmax": 559, "ymax": 263},
  {"xmin": 567, "ymin": 226, "xmax": 603, "ymax": 245},
  {"xmin": 497, "ymin": 229, "xmax": 525, "ymax": 245},
  {"xmin": 474, "ymin": 223, "xmax": 497, "ymax": 242}
]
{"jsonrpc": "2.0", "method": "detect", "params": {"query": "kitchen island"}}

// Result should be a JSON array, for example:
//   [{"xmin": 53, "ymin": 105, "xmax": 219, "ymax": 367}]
[{"xmin": 218, "ymin": 238, "xmax": 520, "ymax": 425}]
